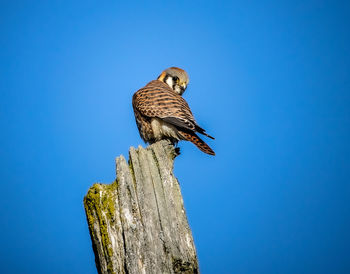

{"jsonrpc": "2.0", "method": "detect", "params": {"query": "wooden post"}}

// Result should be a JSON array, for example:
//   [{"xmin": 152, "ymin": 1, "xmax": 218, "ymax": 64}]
[{"xmin": 84, "ymin": 140, "xmax": 199, "ymax": 274}]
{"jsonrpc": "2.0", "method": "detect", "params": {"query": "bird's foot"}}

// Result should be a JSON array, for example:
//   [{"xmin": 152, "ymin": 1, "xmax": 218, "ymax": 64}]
[{"xmin": 174, "ymin": 147, "xmax": 181, "ymax": 156}]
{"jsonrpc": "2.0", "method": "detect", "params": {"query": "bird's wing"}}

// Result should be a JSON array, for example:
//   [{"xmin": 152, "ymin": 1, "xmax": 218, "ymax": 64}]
[
  {"xmin": 133, "ymin": 80, "xmax": 195, "ymax": 126},
  {"xmin": 132, "ymin": 80, "xmax": 214, "ymax": 139}
]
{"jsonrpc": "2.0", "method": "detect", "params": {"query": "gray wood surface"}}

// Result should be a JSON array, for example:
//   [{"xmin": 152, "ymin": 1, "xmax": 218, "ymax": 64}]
[{"xmin": 84, "ymin": 140, "xmax": 199, "ymax": 274}]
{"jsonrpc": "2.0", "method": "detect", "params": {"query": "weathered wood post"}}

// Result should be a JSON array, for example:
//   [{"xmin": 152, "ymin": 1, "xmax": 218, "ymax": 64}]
[{"xmin": 84, "ymin": 140, "xmax": 199, "ymax": 274}]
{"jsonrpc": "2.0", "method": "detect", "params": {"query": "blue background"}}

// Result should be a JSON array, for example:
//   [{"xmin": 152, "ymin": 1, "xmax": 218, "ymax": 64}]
[{"xmin": 1, "ymin": 1, "xmax": 349, "ymax": 273}]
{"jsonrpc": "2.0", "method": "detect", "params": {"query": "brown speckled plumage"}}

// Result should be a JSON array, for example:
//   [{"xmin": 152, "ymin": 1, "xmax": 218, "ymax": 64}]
[{"xmin": 132, "ymin": 68, "xmax": 215, "ymax": 156}]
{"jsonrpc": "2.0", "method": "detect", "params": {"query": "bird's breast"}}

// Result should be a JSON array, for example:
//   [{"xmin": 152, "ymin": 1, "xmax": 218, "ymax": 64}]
[{"xmin": 151, "ymin": 118, "xmax": 181, "ymax": 141}]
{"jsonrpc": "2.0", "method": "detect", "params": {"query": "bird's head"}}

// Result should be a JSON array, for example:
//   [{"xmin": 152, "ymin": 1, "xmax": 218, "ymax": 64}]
[{"xmin": 157, "ymin": 67, "xmax": 189, "ymax": 95}]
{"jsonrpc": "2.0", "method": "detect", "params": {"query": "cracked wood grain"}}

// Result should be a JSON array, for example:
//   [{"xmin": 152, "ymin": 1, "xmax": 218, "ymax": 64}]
[{"xmin": 84, "ymin": 140, "xmax": 199, "ymax": 274}]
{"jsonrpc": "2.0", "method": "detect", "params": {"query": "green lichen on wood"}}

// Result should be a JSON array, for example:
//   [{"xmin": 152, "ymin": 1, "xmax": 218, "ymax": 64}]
[{"xmin": 84, "ymin": 181, "xmax": 119, "ymax": 274}]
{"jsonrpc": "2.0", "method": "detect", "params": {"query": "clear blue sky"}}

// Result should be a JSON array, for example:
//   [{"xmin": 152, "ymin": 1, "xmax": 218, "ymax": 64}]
[{"xmin": 1, "ymin": 1, "xmax": 349, "ymax": 273}]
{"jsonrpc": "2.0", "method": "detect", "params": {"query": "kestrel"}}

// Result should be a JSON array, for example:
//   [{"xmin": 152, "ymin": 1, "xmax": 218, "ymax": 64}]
[{"xmin": 132, "ymin": 67, "xmax": 215, "ymax": 156}]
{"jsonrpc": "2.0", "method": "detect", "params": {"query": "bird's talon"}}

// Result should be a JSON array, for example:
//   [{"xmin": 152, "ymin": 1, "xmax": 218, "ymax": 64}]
[{"xmin": 175, "ymin": 147, "xmax": 181, "ymax": 156}]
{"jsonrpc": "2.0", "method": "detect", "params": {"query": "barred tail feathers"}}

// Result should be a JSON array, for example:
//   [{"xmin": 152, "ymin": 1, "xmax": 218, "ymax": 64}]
[{"xmin": 179, "ymin": 131, "xmax": 215, "ymax": 156}]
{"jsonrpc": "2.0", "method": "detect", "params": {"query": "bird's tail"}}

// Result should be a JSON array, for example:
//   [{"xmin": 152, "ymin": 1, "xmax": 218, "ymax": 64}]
[{"xmin": 179, "ymin": 131, "xmax": 215, "ymax": 156}]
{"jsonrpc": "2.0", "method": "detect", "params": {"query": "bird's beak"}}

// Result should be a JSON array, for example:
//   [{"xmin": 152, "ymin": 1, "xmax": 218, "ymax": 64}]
[{"xmin": 178, "ymin": 83, "xmax": 187, "ymax": 95}]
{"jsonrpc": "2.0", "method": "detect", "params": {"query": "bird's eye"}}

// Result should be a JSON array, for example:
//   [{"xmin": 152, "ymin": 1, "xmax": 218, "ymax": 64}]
[{"xmin": 173, "ymin": 76, "xmax": 179, "ymax": 83}]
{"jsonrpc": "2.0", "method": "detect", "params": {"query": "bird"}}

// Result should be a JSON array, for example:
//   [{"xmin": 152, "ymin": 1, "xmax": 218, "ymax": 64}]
[{"xmin": 132, "ymin": 67, "xmax": 215, "ymax": 156}]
